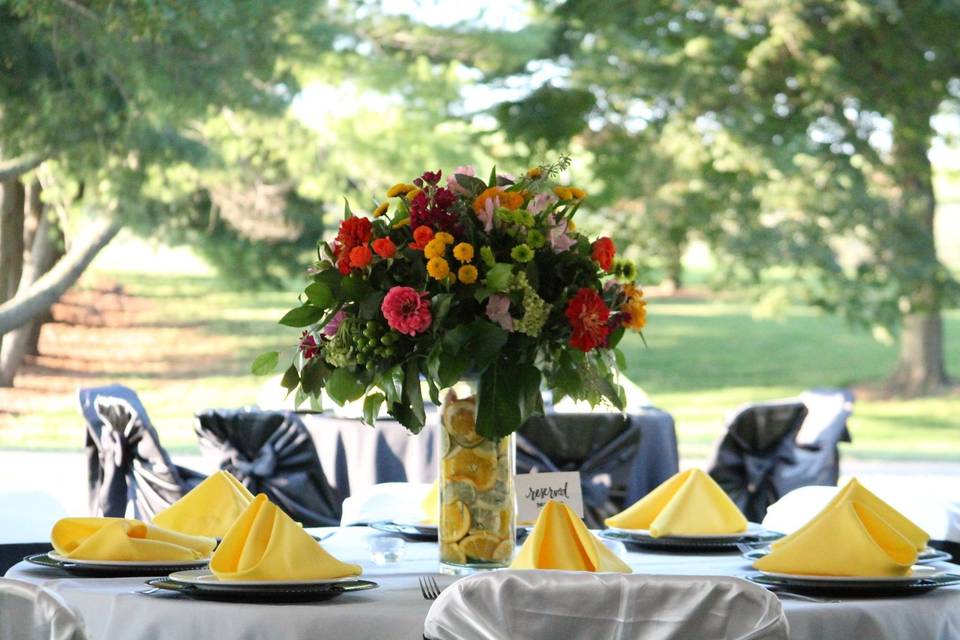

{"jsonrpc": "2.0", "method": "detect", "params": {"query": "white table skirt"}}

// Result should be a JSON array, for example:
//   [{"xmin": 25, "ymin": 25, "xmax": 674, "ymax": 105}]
[{"xmin": 7, "ymin": 527, "xmax": 960, "ymax": 640}]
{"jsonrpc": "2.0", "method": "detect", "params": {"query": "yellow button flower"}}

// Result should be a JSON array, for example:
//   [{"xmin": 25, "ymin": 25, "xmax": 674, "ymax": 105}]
[
  {"xmin": 553, "ymin": 186, "xmax": 573, "ymax": 200},
  {"xmin": 526, "ymin": 167, "xmax": 543, "ymax": 179},
  {"xmin": 427, "ymin": 256, "xmax": 450, "ymax": 280},
  {"xmin": 373, "ymin": 202, "xmax": 389, "ymax": 217},
  {"xmin": 434, "ymin": 231, "xmax": 455, "ymax": 245},
  {"xmin": 453, "ymin": 242, "xmax": 474, "ymax": 263},
  {"xmin": 387, "ymin": 183, "xmax": 414, "ymax": 197},
  {"xmin": 569, "ymin": 187, "xmax": 587, "ymax": 199},
  {"xmin": 567, "ymin": 220, "xmax": 577, "ymax": 232},
  {"xmin": 406, "ymin": 188, "xmax": 422, "ymax": 200},
  {"xmin": 424, "ymin": 238, "xmax": 448, "ymax": 260},
  {"xmin": 458, "ymin": 264, "xmax": 478, "ymax": 284}
]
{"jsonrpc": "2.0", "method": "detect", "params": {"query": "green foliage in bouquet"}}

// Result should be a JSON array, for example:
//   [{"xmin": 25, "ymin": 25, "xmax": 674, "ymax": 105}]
[{"xmin": 255, "ymin": 158, "xmax": 647, "ymax": 439}]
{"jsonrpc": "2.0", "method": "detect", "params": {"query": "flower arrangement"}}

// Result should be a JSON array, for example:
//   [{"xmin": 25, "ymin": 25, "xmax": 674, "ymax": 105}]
[{"xmin": 254, "ymin": 158, "xmax": 647, "ymax": 439}]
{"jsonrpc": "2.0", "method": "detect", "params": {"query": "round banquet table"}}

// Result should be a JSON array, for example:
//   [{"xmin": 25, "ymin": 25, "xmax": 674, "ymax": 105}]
[{"xmin": 6, "ymin": 527, "xmax": 960, "ymax": 640}]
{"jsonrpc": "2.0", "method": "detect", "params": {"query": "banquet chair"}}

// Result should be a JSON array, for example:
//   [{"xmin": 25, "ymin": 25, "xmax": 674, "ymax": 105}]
[
  {"xmin": 78, "ymin": 384, "xmax": 205, "ymax": 519},
  {"xmin": 195, "ymin": 409, "xmax": 340, "ymax": 526},
  {"xmin": 0, "ymin": 578, "xmax": 88, "ymax": 640},
  {"xmin": 709, "ymin": 390, "xmax": 855, "ymax": 523},
  {"xmin": 516, "ymin": 412, "xmax": 645, "ymax": 528},
  {"xmin": 423, "ymin": 571, "xmax": 789, "ymax": 640}
]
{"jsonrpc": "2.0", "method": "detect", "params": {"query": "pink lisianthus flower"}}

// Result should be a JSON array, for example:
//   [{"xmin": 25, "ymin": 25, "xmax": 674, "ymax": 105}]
[
  {"xmin": 322, "ymin": 310, "xmax": 347, "ymax": 338},
  {"xmin": 381, "ymin": 286, "xmax": 432, "ymax": 336},
  {"xmin": 527, "ymin": 192, "xmax": 558, "ymax": 215},
  {"xmin": 476, "ymin": 197, "xmax": 496, "ymax": 233},
  {"xmin": 485, "ymin": 294, "xmax": 514, "ymax": 331},
  {"xmin": 447, "ymin": 165, "xmax": 476, "ymax": 195},
  {"xmin": 547, "ymin": 214, "xmax": 576, "ymax": 253}
]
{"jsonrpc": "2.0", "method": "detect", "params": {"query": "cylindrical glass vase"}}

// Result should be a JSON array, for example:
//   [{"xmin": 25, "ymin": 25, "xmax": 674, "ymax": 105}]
[{"xmin": 438, "ymin": 383, "xmax": 515, "ymax": 571}]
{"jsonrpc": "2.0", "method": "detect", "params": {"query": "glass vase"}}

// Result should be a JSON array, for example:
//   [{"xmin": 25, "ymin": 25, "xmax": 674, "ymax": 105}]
[{"xmin": 438, "ymin": 382, "xmax": 515, "ymax": 572}]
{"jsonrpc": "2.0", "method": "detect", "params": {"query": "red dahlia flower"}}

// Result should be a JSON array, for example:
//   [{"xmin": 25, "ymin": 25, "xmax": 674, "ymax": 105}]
[
  {"xmin": 372, "ymin": 237, "xmax": 397, "ymax": 259},
  {"xmin": 349, "ymin": 245, "xmax": 373, "ymax": 268},
  {"xmin": 591, "ymin": 237, "xmax": 616, "ymax": 272},
  {"xmin": 565, "ymin": 287, "xmax": 611, "ymax": 352}
]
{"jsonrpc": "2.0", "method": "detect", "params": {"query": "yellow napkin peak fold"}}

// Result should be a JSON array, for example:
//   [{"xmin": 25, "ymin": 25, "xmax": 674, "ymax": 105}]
[
  {"xmin": 773, "ymin": 477, "xmax": 928, "ymax": 552},
  {"xmin": 421, "ymin": 480, "xmax": 439, "ymax": 525},
  {"xmin": 51, "ymin": 518, "xmax": 215, "ymax": 561},
  {"xmin": 210, "ymin": 494, "xmax": 361, "ymax": 581},
  {"xmin": 152, "ymin": 470, "xmax": 254, "ymax": 537},
  {"xmin": 511, "ymin": 501, "xmax": 631, "ymax": 573},
  {"xmin": 604, "ymin": 468, "xmax": 748, "ymax": 537},
  {"xmin": 754, "ymin": 500, "xmax": 917, "ymax": 577}
]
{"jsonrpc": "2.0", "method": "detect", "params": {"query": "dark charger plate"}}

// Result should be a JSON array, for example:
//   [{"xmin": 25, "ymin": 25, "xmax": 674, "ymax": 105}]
[
  {"xmin": 143, "ymin": 577, "xmax": 379, "ymax": 603},
  {"xmin": 749, "ymin": 572, "xmax": 960, "ymax": 598},
  {"xmin": 599, "ymin": 527, "xmax": 784, "ymax": 553},
  {"xmin": 25, "ymin": 553, "xmax": 209, "ymax": 578}
]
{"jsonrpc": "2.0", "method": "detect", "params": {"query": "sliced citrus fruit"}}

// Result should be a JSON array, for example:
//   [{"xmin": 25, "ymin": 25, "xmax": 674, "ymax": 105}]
[
  {"xmin": 440, "ymin": 542, "xmax": 466, "ymax": 564},
  {"xmin": 469, "ymin": 506, "xmax": 501, "ymax": 533},
  {"xmin": 443, "ymin": 399, "xmax": 483, "ymax": 448},
  {"xmin": 443, "ymin": 447, "xmax": 497, "ymax": 491},
  {"xmin": 493, "ymin": 539, "xmax": 514, "ymax": 563},
  {"xmin": 496, "ymin": 509, "xmax": 513, "ymax": 539},
  {"xmin": 441, "ymin": 500, "xmax": 471, "ymax": 542},
  {"xmin": 443, "ymin": 479, "xmax": 477, "ymax": 505},
  {"xmin": 459, "ymin": 532, "xmax": 503, "ymax": 562}
]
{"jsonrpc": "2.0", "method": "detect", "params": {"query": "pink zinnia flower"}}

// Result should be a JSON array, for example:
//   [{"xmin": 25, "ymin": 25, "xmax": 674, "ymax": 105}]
[
  {"xmin": 486, "ymin": 294, "xmax": 514, "ymax": 331},
  {"xmin": 381, "ymin": 286, "xmax": 432, "ymax": 336}
]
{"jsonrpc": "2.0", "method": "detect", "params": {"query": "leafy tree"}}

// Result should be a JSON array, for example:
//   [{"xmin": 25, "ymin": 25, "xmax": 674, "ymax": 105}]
[{"xmin": 493, "ymin": 0, "xmax": 958, "ymax": 394}]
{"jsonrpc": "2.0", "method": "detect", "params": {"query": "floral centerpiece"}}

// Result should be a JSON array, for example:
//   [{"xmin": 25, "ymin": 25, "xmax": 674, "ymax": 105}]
[{"xmin": 256, "ymin": 157, "xmax": 647, "ymax": 568}]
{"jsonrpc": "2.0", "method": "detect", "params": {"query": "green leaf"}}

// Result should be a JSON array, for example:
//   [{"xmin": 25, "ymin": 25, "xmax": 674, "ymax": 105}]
[
  {"xmin": 280, "ymin": 364, "xmax": 300, "ymax": 395},
  {"xmin": 304, "ymin": 282, "xmax": 334, "ymax": 309},
  {"xmin": 614, "ymin": 347, "xmax": 627, "ymax": 371},
  {"xmin": 343, "ymin": 196, "xmax": 354, "ymax": 219},
  {"xmin": 607, "ymin": 325, "xmax": 625, "ymax": 349},
  {"xmin": 431, "ymin": 293, "xmax": 454, "ymax": 329},
  {"xmin": 468, "ymin": 320, "xmax": 508, "ymax": 371},
  {"xmin": 516, "ymin": 364, "xmax": 543, "ymax": 423},
  {"xmin": 404, "ymin": 360, "xmax": 426, "ymax": 426},
  {"xmin": 455, "ymin": 173, "xmax": 488, "ymax": 194},
  {"xmin": 327, "ymin": 367, "xmax": 367, "ymax": 404},
  {"xmin": 595, "ymin": 374, "xmax": 625, "ymax": 411},
  {"xmin": 362, "ymin": 393, "xmax": 385, "ymax": 427},
  {"xmin": 391, "ymin": 402, "xmax": 424, "ymax": 434},
  {"xmin": 473, "ymin": 286, "xmax": 492, "ymax": 303},
  {"xmin": 342, "ymin": 274, "xmax": 371, "ymax": 302},
  {"xmin": 358, "ymin": 290, "xmax": 385, "ymax": 320},
  {"xmin": 251, "ymin": 351, "xmax": 279, "ymax": 376},
  {"xmin": 488, "ymin": 164, "xmax": 497, "ymax": 188},
  {"xmin": 379, "ymin": 364, "xmax": 404, "ymax": 405},
  {"xmin": 279, "ymin": 305, "xmax": 323, "ymax": 328},
  {"xmin": 485, "ymin": 263, "xmax": 513, "ymax": 292},
  {"xmin": 476, "ymin": 358, "xmax": 521, "ymax": 440},
  {"xmin": 300, "ymin": 358, "xmax": 329, "ymax": 396}
]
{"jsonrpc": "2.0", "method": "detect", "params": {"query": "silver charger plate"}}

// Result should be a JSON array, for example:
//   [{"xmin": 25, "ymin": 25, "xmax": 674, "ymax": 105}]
[
  {"xmin": 742, "ymin": 545, "xmax": 953, "ymax": 566},
  {"xmin": 144, "ymin": 575, "xmax": 378, "ymax": 603},
  {"xmin": 749, "ymin": 571, "xmax": 960, "ymax": 598},
  {"xmin": 26, "ymin": 553, "xmax": 209, "ymax": 577},
  {"xmin": 759, "ymin": 565, "xmax": 941, "ymax": 584},
  {"xmin": 600, "ymin": 523, "xmax": 784, "ymax": 552},
  {"xmin": 169, "ymin": 569, "xmax": 358, "ymax": 589},
  {"xmin": 47, "ymin": 552, "xmax": 210, "ymax": 568}
]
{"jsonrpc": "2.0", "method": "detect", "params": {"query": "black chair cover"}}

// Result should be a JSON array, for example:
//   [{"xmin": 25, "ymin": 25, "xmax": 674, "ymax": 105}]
[
  {"xmin": 78, "ymin": 384, "xmax": 204, "ymax": 519},
  {"xmin": 0, "ymin": 542, "xmax": 52, "ymax": 575},
  {"xmin": 708, "ymin": 400, "xmax": 810, "ymax": 523},
  {"xmin": 516, "ymin": 413, "xmax": 645, "ymax": 528},
  {"xmin": 195, "ymin": 409, "xmax": 340, "ymax": 527}
]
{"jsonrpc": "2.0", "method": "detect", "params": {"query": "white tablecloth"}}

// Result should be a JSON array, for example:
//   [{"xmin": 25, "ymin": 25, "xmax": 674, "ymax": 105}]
[{"xmin": 7, "ymin": 527, "xmax": 960, "ymax": 640}]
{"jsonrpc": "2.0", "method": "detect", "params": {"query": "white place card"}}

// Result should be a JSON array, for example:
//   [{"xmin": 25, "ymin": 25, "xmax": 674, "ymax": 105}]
[{"xmin": 515, "ymin": 471, "xmax": 584, "ymax": 524}]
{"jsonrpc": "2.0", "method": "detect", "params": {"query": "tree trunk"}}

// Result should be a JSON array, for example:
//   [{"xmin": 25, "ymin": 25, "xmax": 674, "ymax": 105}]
[
  {"xmin": 0, "ymin": 179, "xmax": 26, "ymax": 301},
  {"xmin": 885, "ymin": 115, "xmax": 951, "ymax": 395},
  {"xmin": 662, "ymin": 244, "xmax": 684, "ymax": 294},
  {"xmin": 0, "ymin": 208, "xmax": 58, "ymax": 386},
  {"xmin": 0, "ymin": 217, "xmax": 120, "ymax": 337}
]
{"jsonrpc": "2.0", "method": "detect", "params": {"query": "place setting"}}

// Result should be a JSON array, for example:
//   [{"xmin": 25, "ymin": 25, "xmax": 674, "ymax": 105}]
[{"xmin": 598, "ymin": 469, "xmax": 785, "ymax": 552}]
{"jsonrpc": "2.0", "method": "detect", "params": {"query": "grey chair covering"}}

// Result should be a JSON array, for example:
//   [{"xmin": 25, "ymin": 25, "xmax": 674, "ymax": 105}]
[
  {"xmin": 195, "ymin": 409, "xmax": 340, "ymax": 526},
  {"xmin": 78, "ymin": 384, "xmax": 204, "ymax": 519},
  {"xmin": 516, "ymin": 413, "xmax": 643, "ymax": 529},
  {"xmin": 0, "ymin": 543, "xmax": 51, "ymax": 576},
  {"xmin": 302, "ymin": 414, "xmax": 438, "ymax": 507},
  {"xmin": 709, "ymin": 396, "xmax": 846, "ymax": 523}
]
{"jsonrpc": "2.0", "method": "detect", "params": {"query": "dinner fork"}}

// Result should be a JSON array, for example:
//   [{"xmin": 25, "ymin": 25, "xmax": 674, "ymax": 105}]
[{"xmin": 418, "ymin": 575, "xmax": 443, "ymax": 600}]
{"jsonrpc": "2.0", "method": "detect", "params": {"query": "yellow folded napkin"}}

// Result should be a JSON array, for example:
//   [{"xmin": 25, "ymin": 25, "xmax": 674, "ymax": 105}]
[
  {"xmin": 754, "ymin": 500, "xmax": 917, "ymax": 577},
  {"xmin": 210, "ymin": 494, "xmax": 361, "ymax": 581},
  {"xmin": 421, "ymin": 481, "xmax": 439, "ymax": 525},
  {"xmin": 511, "ymin": 501, "xmax": 631, "ymax": 573},
  {"xmin": 152, "ymin": 470, "xmax": 255, "ymax": 537},
  {"xmin": 51, "ymin": 518, "xmax": 216, "ymax": 561},
  {"xmin": 604, "ymin": 468, "xmax": 748, "ymax": 537},
  {"xmin": 772, "ymin": 477, "xmax": 928, "ymax": 552}
]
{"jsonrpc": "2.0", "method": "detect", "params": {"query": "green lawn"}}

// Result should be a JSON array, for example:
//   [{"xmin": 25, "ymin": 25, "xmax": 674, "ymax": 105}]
[{"xmin": 1, "ymin": 265, "xmax": 958, "ymax": 461}]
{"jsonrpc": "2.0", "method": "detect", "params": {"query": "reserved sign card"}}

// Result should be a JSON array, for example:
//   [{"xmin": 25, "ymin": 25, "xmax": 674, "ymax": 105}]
[{"xmin": 515, "ymin": 471, "xmax": 584, "ymax": 524}]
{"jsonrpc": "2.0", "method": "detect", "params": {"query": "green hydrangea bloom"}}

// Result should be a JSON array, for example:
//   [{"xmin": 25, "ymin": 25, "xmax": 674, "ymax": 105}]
[
  {"xmin": 323, "ymin": 316, "xmax": 361, "ymax": 367},
  {"xmin": 511, "ymin": 272, "xmax": 551, "ymax": 337}
]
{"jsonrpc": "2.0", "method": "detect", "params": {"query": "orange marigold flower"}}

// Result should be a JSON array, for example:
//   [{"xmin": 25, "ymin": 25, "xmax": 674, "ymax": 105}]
[
  {"xmin": 569, "ymin": 187, "xmax": 587, "ymax": 199},
  {"xmin": 553, "ymin": 186, "xmax": 573, "ymax": 200},
  {"xmin": 457, "ymin": 264, "xmax": 478, "ymax": 284},
  {"xmin": 387, "ymin": 183, "xmax": 415, "ymax": 197},
  {"xmin": 406, "ymin": 188, "xmax": 422, "ymax": 200},
  {"xmin": 452, "ymin": 242, "xmax": 474, "ymax": 262},
  {"xmin": 409, "ymin": 225, "xmax": 434, "ymax": 250},
  {"xmin": 349, "ymin": 245, "xmax": 373, "ymax": 268},
  {"xmin": 434, "ymin": 231, "xmax": 455, "ymax": 245},
  {"xmin": 526, "ymin": 167, "xmax": 543, "ymax": 179},
  {"xmin": 621, "ymin": 296, "xmax": 647, "ymax": 330},
  {"xmin": 372, "ymin": 237, "xmax": 397, "ymax": 259},
  {"xmin": 473, "ymin": 186, "xmax": 524, "ymax": 216}
]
